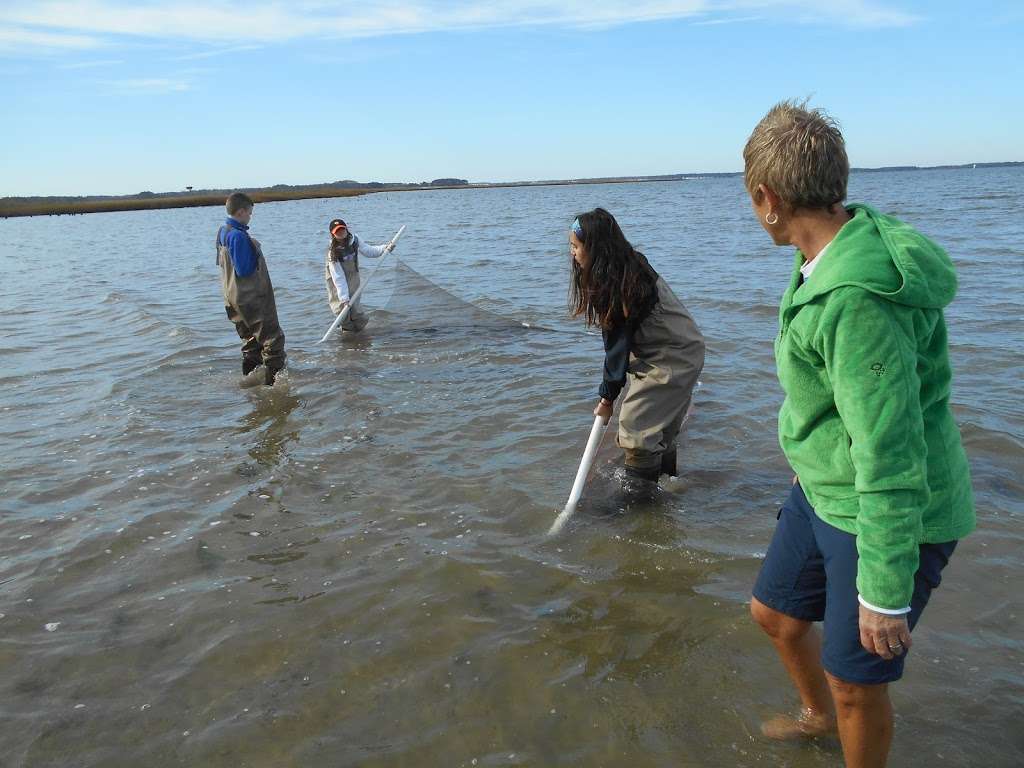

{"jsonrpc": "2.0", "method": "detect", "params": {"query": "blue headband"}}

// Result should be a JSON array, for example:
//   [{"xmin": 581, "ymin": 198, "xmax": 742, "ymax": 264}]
[{"xmin": 572, "ymin": 217, "xmax": 583, "ymax": 238}]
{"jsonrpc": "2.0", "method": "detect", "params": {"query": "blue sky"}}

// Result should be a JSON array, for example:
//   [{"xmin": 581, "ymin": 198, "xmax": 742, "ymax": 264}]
[{"xmin": 1, "ymin": 1, "xmax": 1021, "ymax": 196}]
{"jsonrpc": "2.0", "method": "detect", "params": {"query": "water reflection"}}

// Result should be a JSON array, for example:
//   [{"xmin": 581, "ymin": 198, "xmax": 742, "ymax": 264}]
[{"xmin": 237, "ymin": 385, "xmax": 302, "ymax": 469}]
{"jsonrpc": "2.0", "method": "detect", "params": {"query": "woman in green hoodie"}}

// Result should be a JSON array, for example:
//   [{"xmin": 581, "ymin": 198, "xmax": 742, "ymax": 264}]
[{"xmin": 744, "ymin": 101, "xmax": 975, "ymax": 768}]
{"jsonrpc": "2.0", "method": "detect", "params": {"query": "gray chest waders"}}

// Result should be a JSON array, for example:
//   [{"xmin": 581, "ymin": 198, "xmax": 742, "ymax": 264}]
[
  {"xmin": 216, "ymin": 225, "xmax": 286, "ymax": 374},
  {"xmin": 616, "ymin": 278, "xmax": 705, "ymax": 475},
  {"xmin": 324, "ymin": 236, "xmax": 369, "ymax": 333}
]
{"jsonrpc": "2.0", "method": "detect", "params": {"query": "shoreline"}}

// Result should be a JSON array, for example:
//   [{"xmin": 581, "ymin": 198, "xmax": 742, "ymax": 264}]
[
  {"xmin": 0, "ymin": 187, "xmax": 369, "ymax": 219},
  {"xmin": 0, "ymin": 177, "xmax": 698, "ymax": 219},
  {"xmin": 3, "ymin": 161, "xmax": 1020, "ymax": 219}
]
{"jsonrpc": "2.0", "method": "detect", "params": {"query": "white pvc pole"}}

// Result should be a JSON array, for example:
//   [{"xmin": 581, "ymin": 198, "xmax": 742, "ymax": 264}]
[
  {"xmin": 547, "ymin": 415, "xmax": 609, "ymax": 536},
  {"xmin": 318, "ymin": 225, "xmax": 406, "ymax": 344}
]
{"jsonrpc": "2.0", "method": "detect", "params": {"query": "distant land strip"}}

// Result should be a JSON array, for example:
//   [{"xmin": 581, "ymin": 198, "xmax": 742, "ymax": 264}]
[{"xmin": 2, "ymin": 162, "xmax": 1020, "ymax": 218}]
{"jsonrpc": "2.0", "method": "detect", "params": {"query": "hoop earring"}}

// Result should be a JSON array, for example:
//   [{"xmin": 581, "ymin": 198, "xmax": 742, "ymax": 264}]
[{"xmin": 765, "ymin": 212, "xmax": 779, "ymax": 225}]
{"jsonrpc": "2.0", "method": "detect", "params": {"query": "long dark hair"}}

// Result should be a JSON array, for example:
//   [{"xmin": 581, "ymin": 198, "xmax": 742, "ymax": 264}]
[
  {"xmin": 568, "ymin": 208, "xmax": 658, "ymax": 329},
  {"xmin": 329, "ymin": 235, "xmax": 350, "ymax": 263}
]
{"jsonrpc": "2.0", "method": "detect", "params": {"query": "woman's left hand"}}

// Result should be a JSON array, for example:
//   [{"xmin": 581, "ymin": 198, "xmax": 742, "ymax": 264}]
[
  {"xmin": 859, "ymin": 604, "xmax": 912, "ymax": 660},
  {"xmin": 593, "ymin": 399, "xmax": 613, "ymax": 421}
]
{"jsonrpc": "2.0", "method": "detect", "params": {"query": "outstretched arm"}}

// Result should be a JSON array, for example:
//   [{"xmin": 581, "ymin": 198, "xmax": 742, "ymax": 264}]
[{"xmin": 357, "ymin": 238, "xmax": 390, "ymax": 259}]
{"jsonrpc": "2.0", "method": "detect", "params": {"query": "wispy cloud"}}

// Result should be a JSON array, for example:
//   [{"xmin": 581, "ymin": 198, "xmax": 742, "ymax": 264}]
[
  {"xmin": 103, "ymin": 77, "xmax": 190, "ymax": 93},
  {"xmin": 59, "ymin": 57, "xmax": 123, "ymax": 68},
  {"xmin": 171, "ymin": 44, "xmax": 261, "ymax": 61},
  {"xmin": 0, "ymin": 1, "xmax": 921, "ymax": 53},
  {"xmin": 783, "ymin": 0, "xmax": 919, "ymax": 27},
  {"xmin": 692, "ymin": 14, "xmax": 762, "ymax": 26},
  {"xmin": 0, "ymin": 23, "xmax": 102, "ymax": 51}
]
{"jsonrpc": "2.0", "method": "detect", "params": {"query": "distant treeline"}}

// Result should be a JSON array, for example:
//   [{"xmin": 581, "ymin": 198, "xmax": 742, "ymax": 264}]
[
  {"xmin": 547, "ymin": 161, "xmax": 1023, "ymax": 184},
  {"xmin": 0, "ymin": 178, "xmax": 470, "ymax": 218},
  {"xmin": 0, "ymin": 188, "xmax": 370, "ymax": 218},
  {"xmin": 853, "ymin": 161, "xmax": 1023, "ymax": 173},
  {"xmin": 2, "ymin": 163, "xmax": 1019, "ymax": 218}
]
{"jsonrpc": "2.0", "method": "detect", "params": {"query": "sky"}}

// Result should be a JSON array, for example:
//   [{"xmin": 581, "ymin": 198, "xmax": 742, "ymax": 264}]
[{"xmin": 1, "ymin": 1, "xmax": 1021, "ymax": 197}]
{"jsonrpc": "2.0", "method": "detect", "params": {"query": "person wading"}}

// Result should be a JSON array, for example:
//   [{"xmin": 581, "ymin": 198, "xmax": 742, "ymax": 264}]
[
  {"xmin": 743, "ymin": 100, "xmax": 975, "ymax": 768},
  {"xmin": 324, "ymin": 218, "xmax": 396, "ymax": 333},
  {"xmin": 216, "ymin": 192, "xmax": 286, "ymax": 385},
  {"xmin": 568, "ymin": 207, "xmax": 705, "ymax": 487}
]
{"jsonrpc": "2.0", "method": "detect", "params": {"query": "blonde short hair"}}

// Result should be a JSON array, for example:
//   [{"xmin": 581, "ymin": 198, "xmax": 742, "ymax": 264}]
[{"xmin": 743, "ymin": 100, "xmax": 849, "ymax": 210}]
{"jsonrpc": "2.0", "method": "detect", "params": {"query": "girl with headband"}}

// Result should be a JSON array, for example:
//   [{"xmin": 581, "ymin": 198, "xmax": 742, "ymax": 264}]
[
  {"xmin": 325, "ymin": 218, "xmax": 397, "ymax": 333},
  {"xmin": 568, "ymin": 208, "xmax": 705, "ymax": 487}
]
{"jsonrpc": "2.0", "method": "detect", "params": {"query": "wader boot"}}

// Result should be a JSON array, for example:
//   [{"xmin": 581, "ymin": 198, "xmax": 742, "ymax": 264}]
[
  {"xmin": 620, "ymin": 448, "xmax": 661, "ymax": 500},
  {"xmin": 622, "ymin": 470, "xmax": 659, "ymax": 501},
  {"xmin": 660, "ymin": 444, "xmax": 678, "ymax": 477},
  {"xmin": 218, "ymin": 226, "xmax": 287, "ymax": 384},
  {"xmin": 624, "ymin": 464, "xmax": 660, "ymax": 483}
]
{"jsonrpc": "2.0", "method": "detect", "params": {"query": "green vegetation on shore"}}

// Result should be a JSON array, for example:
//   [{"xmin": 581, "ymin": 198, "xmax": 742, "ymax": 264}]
[
  {"xmin": 0, "ymin": 187, "xmax": 370, "ymax": 218},
  {"xmin": 0, "ymin": 178, "xmax": 470, "ymax": 219}
]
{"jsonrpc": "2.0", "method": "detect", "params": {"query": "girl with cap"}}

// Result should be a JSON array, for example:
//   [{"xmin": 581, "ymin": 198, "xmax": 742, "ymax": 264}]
[
  {"xmin": 325, "ymin": 218, "xmax": 396, "ymax": 333},
  {"xmin": 569, "ymin": 208, "xmax": 705, "ymax": 485}
]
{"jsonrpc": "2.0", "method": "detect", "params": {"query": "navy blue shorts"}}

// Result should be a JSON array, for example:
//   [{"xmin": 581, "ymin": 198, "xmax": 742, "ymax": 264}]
[{"xmin": 752, "ymin": 483, "xmax": 957, "ymax": 685}]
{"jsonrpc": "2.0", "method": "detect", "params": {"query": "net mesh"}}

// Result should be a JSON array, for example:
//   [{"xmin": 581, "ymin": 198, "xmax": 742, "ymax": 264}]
[
  {"xmin": 364, "ymin": 260, "xmax": 542, "ymax": 335},
  {"xmin": 330, "ymin": 259, "xmax": 691, "ymax": 513}
]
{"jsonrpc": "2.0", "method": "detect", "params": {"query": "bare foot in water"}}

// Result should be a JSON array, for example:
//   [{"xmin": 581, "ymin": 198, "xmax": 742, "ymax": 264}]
[{"xmin": 761, "ymin": 708, "xmax": 837, "ymax": 740}]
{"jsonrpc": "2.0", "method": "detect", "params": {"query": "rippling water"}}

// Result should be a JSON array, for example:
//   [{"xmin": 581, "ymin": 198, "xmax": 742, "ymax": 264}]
[{"xmin": 2, "ymin": 169, "xmax": 1022, "ymax": 767}]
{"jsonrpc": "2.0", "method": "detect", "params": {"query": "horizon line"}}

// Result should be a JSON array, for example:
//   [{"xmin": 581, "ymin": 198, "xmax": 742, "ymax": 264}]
[{"xmin": 2, "ymin": 161, "xmax": 1022, "ymax": 203}]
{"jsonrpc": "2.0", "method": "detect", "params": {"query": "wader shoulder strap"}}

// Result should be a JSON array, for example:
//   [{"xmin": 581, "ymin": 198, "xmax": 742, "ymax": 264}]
[
  {"xmin": 215, "ymin": 225, "xmax": 227, "ymax": 265},
  {"xmin": 217, "ymin": 222, "xmax": 260, "ymax": 269}
]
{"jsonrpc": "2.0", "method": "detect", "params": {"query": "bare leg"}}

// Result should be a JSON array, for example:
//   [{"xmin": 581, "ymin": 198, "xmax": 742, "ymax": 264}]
[
  {"xmin": 826, "ymin": 673, "xmax": 892, "ymax": 768},
  {"xmin": 751, "ymin": 597, "xmax": 836, "ymax": 738}
]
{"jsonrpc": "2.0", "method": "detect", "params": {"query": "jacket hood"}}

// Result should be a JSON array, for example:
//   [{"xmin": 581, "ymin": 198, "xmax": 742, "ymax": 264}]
[{"xmin": 791, "ymin": 203, "xmax": 957, "ymax": 310}]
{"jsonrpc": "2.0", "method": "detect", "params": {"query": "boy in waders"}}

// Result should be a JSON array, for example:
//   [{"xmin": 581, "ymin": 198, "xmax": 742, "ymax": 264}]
[
  {"xmin": 325, "ymin": 218, "xmax": 396, "ymax": 333},
  {"xmin": 216, "ymin": 192, "xmax": 286, "ymax": 385},
  {"xmin": 569, "ymin": 208, "xmax": 705, "ymax": 485}
]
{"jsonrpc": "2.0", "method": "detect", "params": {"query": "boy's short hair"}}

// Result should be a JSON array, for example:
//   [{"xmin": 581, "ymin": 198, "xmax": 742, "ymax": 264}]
[
  {"xmin": 743, "ymin": 100, "xmax": 848, "ymax": 211},
  {"xmin": 226, "ymin": 192, "xmax": 254, "ymax": 215}
]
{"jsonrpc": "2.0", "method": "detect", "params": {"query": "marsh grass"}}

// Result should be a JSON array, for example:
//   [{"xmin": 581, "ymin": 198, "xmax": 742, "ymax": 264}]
[{"xmin": 0, "ymin": 187, "xmax": 371, "ymax": 218}]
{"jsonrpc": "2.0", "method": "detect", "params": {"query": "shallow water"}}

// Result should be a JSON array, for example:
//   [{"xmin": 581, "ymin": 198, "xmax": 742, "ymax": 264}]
[{"xmin": 1, "ymin": 169, "xmax": 1022, "ymax": 767}]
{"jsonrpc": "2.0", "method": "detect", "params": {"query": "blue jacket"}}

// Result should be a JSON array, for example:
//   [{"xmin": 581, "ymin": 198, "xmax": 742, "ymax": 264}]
[{"xmin": 218, "ymin": 217, "xmax": 257, "ymax": 277}]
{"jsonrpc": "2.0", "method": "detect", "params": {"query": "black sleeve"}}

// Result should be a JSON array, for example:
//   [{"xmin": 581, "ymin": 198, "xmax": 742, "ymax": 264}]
[{"xmin": 599, "ymin": 322, "xmax": 633, "ymax": 402}]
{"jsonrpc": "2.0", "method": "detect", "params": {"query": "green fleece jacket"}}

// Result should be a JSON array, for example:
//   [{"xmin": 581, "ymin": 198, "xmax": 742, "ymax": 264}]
[{"xmin": 775, "ymin": 204, "xmax": 975, "ymax": 610}]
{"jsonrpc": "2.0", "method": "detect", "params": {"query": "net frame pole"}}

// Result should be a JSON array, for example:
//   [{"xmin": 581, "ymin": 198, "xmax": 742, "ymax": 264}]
[{"xmin": 547, "ymin": 414, "xmax": 609, "ymax": 536}]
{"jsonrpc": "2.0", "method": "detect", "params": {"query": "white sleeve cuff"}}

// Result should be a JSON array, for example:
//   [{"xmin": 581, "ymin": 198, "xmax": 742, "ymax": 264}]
[{"xmin": 858, "ymin": 595, "xmax": 911, "ymax": 615}]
